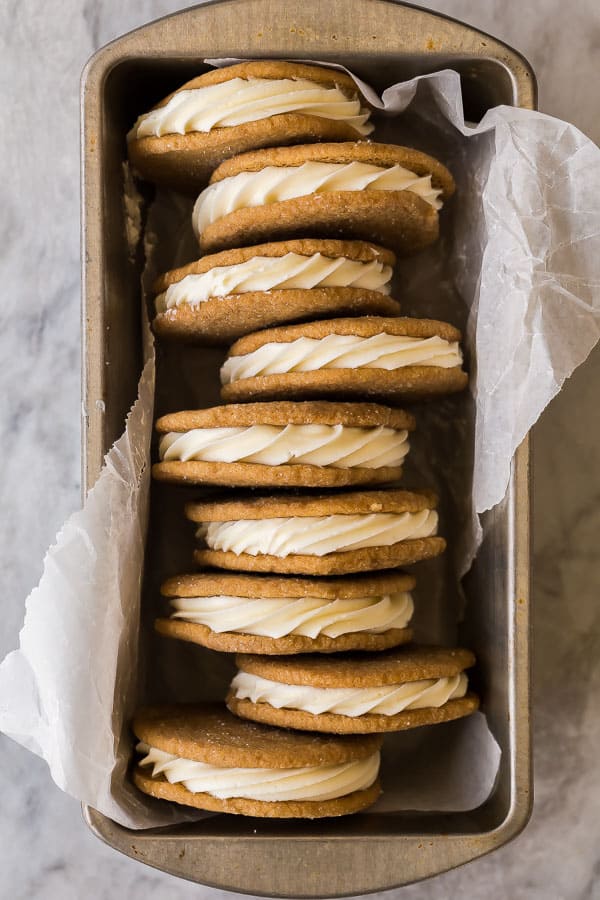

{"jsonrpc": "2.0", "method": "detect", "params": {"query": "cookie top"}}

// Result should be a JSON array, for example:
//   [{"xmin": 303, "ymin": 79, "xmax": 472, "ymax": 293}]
[
  {"xmin": 185, "ymin": 488, "xmax": 438, "ymax": 523},
  {"xmin": 210, "ymin": 141, "xmax": 455, "ymax": 198},
  {"xmin": 165, "ymin": 60, "xmax": 360, "ymax": 96},
  {"xmin": 161, "ymin": 570, "xmax": 416, "ymax": 599},
  {"xmin": 228, "ymin": 316, "xmax": 462, "ymax": 357},
  {"xmin": 154, "ymin": 238, "xmax": 395, "ymax": 293},
  {"xmin": 156, "ymin": 401, "xmax": 415, "ymax": 434},
  {"xmin": 133, "ymin": 702, "xmax": 382, "ymax": 767},
  {"xmin": 235, "ymin": 646, "xmax": 476, "ymax": 688}
]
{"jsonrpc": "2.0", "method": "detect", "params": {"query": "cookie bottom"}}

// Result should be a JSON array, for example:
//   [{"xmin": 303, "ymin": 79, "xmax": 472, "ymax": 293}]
[
  {"xmin": 153, "ymin": 287, "xmax": 400, "ymax": 345},
  {"xmin": 227, "ymin": 693, "xmax": 480, "ymax": 734},
  {"xmin": 152, "ymin": 460, "xmax": 403, "ymax": 488},
  {"xmin": 194, "ymin": 537, "xmax": 446, "ymax": 576},
  {"xmin": 221, "ymin": 367, "xmax": 469, "ymax": 404},
  {"xmin": 133, "ymin": 768, "xmax": 381, "ymax": 818},
  {"xmin": 129, "ymin": 114, "xmax": 366, "ymax": 194},
  {"xmin": 155, "ymin": 618, "xmax": 413, "ymax": 655},
  {"xmin": 200, "ymin": 191, "xmax": 438, "ymax": 255}
]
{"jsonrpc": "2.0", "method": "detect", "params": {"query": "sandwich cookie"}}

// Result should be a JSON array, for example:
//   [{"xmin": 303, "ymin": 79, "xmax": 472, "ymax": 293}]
[
  {"xmin": 133, "ymin": 703, "xmax": 382, "ymax": 818},
  {"xmin": 188, "ymin": 488, "xmax": 445, "ymax": 575},
  {"xmin": 128, "ymin": 61, "xmax": 373, "ymax": 193},
  {"xmin": 155, "ymin": 570, "xmax": 416, "ymax": 655},
  {"xmin": 153, "ymin": 401, "xmax": 415, "ymax": 488},
  {"xmin": 221, "ymin": 316, "xmax": 468, "ymax": 402},
  {"xmin": 152, "ymin": 239, "xmax": 400, "ymax": 344},
  {"xmin": 227, "ymin": 646, "xmax": 479, "ymax": 734},
  {"xmin": 193, "ymin": 142, "xmax": 455, "ymax": 254}
]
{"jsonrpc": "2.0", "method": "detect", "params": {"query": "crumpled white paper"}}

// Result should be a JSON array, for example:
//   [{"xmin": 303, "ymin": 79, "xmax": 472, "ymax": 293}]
[{"xmin": 1, "ymin": 64, "xmax": 599, "ymax": 829}]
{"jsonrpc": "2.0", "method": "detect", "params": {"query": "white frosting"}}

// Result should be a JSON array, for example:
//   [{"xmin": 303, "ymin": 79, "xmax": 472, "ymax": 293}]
[
  {"xmin": 155, "ymin": 252, "xmax": 393, "ymax": 312},
  {"xmin": 129, "ymin": 77, "xmax": 373, "ymax": 139},
  {"xmin": 193, "ymin": 161, "xmax": 443, "ymax": 235},
  {"xmin": 159, "ymin": 424, "xmax": 409, "ymax": 469},
  {"xmin": 231, "ymin": 671, "xmax": 468, "ymax": 716},
  {"xmin": 221, "ymin": 333, "xmax": 463, "ymax": 384},
  {"xmin": 137, "ymin": 742, "xmax": 379, "ymax": 802},
  {"xmin": 170, "ymin": 592, "xmax": 414, "ymax": 638},
  {"xmin": 198, "ymin": 509, "xmax": 438, "ymax": 558}
]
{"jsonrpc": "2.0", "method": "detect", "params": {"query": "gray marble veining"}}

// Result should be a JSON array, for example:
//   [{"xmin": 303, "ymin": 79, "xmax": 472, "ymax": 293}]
[{"xmin": 1, "ymin": 0, "xmax": 599, "ymax": 897}]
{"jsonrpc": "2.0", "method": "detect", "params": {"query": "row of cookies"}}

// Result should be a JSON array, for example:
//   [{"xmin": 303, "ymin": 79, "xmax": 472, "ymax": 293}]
[{"xmin": 127, "ymin": 60, "xmax": 477, "ymax": 819}]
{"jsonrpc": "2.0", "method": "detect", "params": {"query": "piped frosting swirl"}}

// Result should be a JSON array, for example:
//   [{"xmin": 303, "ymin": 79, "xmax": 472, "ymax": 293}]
[
  {"xmin": 130, "ymin": 77, "xmax": 373, "ymax": 140},
  {"xmin": 197, "ymin": 509, "xmax": 438, "ymax": 558},
  {"xmin": 221, "ymin": 333, "xmax": 463, "ymax": 384},
  {"xmin": 159, "ymin": 424, "xmax": 409, "ymax": 469},
  {"xmin": 155, "ymin": 252, "xmax": 393, "ymax": 312},
  {"xmin": 230, "ymin": 671, "xmax": 468, "ymax": 717},
  {"xmin": 137, "ymin": 741, "xmax": 380, "ymax": 801},
  {"xmin": 170, "ymin": 592, "xmax": 414, "ymax": 638}
]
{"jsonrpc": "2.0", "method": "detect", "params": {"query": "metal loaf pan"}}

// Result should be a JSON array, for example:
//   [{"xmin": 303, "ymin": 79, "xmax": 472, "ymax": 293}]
[{"xmin": 81, "ymin": 1, "xmax": 534, "ymax": 894}]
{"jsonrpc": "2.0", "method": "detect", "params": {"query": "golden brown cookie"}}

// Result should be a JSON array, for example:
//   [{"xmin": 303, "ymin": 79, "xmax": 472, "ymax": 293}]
[
  {"xmin": 186, "ymin": 487, "xmax": 438, "ymax": 520},
  {"xmin": 128, "ymin": 61, "xmax": 374, "ymax": 193},
  {"xmin": 221, "ymin": 316, "xmax": 468, "ymax": 403},
  {"xmin": 193, "ymin": 541, "xmax": 444, "ymax": 576},
  {"xmin": 132, "ymin": 702, "xmax": 382, "ymax": 817},
  {"xmin": 236, "ymin": 645, "xmax": 475, "ymax": 685},
  {"xmin": 155, "ymin": 570, "xmax": 415, "ymax": 655},
  {"xmin": 188, "ymin": 488, "xmax": 445, "ymax": 575},
  {"xmin": 153, "ymin": 401, "xmax": 415, "ymax": 488},
  {"xmin": 227, "ymin": 647, "xmax": 479, "ymax": 734},
  {"xmin": 152, "ymin": 239, "xmax": 399, "ymax": 344},
  {"xmin": 194, "ymin": 142, "xmax": 455, "ymax": 254},
  {"xmin": 155, "ymin": 620, "xmax": 412, "ymax": 655},
  {"xmin": 133, "ymin": 769, "xmax": 381, "ymax": 818}
]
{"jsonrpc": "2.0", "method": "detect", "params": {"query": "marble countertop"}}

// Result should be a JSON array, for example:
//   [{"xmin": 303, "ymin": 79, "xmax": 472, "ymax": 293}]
[{"xmin": 1, "ymin": 1, "xmax": 599, "ymax": 897}]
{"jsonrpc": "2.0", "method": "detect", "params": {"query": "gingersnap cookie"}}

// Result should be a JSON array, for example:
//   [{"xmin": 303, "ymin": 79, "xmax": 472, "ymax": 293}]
[
  {"xmin": 193, "ymin": 142, "xmax": 455, "ymax": 254},
  {"xmin": 221, "ymin": 316, "xmax": 468, "ymax": 403},
  {"xmin": 227, "ymin": 646, "xmax": 479, "ymax": 734},
  {"xmin": 153, "ymin": 239, "xmax": 400, "ymax": 344},
  {"xmin": 128, "ymin": 61, "xmax": 374, "ymax": 193},
  {"xmin": 153, "ymin": 401, "xmax": 414, "ymax": 489},
  {"xmin": 155, "ymin": 570, "xmax": 415, "ymax": 655},
  {"xmin": 188, "ymin": 488, "xmax": 445, "ymax": 575},
  {"xmin": 133, "ymin": 703, "xmax": 382, "ymax": 818}
]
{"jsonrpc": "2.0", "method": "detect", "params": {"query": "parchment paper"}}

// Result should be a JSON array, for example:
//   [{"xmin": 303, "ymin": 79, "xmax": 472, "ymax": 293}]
[{"xmin": 1, "ymin": 64, "xmax": 599, "ymax": 829}]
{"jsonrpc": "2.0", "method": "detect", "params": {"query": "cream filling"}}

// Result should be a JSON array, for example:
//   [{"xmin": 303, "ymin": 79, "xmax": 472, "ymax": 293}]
[
  {"xmin": 193, "ymin": 161, "xmax": 443, "ymax": 235},
  {"xmin": 170, "ymin": 592, "xmax": 414, "ymax": 638},
  {"xmin": 159, "ymin": 424, "xmax": 409, "ymax": 469},
  {"xmin": 197, "ymin": 509, "xmax": 438, "ymax": 558},
  {"xmin": 231, "ymin": 671, "xmax": 468, "ymax": 717},
  {"xmin": 221, "ymin": 333, "xmax": 462, "ymax": 384},
  {"xmin": 129, "ymin": 77, "xmax": 373, "ymax": 139},
  {"xmin": 136, "ymin": 742, "xmax": 380, "ymax": 802},
  {"xmin": 155, "ymin": 252, "xmax": 393, "ymax": 313}
]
